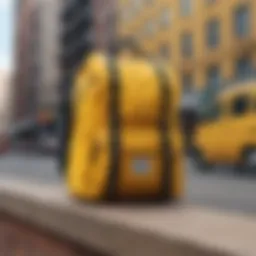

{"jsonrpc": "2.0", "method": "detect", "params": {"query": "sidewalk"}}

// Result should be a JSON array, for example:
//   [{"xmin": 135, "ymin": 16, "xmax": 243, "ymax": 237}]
[{"xmin": 0, "ymin": 178, "xmax": 255, "ymax": 256}]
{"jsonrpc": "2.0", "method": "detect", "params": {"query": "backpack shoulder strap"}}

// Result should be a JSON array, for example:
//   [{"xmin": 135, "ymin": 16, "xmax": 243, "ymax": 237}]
[
  {"xmin": 106, "ymin": 58, "xmax": 121, "ymax": 200},
  {"xmin": 154, "ymin": 66, "xmax": 173, "ymax": 200}
]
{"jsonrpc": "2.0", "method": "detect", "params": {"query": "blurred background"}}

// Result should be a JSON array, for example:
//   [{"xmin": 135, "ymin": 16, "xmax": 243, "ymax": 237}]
[
  {"xmin": 0, "ymin": 0, "xmax": 256, "ymax": 213},
  {"xmin": 0, "ymin": 0, "xmax": 254, "ymax": 152}
]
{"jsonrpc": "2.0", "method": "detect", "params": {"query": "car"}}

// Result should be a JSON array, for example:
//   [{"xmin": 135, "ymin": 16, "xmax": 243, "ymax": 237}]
[{"xmin": 193, "ymin": 82, "xmax": 256, "ymax": 173}]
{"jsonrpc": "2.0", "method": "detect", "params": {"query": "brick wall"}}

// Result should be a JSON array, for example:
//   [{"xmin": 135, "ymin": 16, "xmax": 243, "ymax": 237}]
[{"xmin": 0, "ymin": 214, "xmax": 107, "ymax": 256}]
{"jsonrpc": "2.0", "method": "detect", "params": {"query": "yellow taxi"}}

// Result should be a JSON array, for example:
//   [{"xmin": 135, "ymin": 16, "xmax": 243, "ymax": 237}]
[{"xmin": 193, "ymin": 82, "xmax": 256, "ymax": 172}]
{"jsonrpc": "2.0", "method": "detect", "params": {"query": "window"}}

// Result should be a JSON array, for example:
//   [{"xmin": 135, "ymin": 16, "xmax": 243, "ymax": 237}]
[
  {"xmin": 236, "ymin": 57, "xmax": 252, "ymax": 79},
  {"xmin": 160, "ymin": 44, "xmax": 170, "ymax": 59},
  {"xmin": 180, "ymin": 0, "xmax": 192, "ymax": 16},
  {"xmin": 146, "ymin": 0, "xmax": 154, "ymax": 5},
  {"xmin": 161, "ymin": 9, "xmax": 172, "ymax": 27},
  {"xmin": 207, "ymin": 66, "xmax": 221, "ymax": 87},
  {"xmin": 234, "ymin": 5, "xmax": 250, "ymax": 38},
  {"xmin": 146, "ymin": 21, "xmax": 156, "ymax": 36},
  {"xmin": 207, "ymin": 19, "xmax": 220, "ymax": 48},
  {"xmin": 230, "ymin": 96, "xmax": 250, "ymax": 116},
  {"xmin": 181, "ymin": 33, "xmax": 193, "ymax": 57},
  {"xmin": 182, "ymin": 73, "xmax": 193, "ymax": 93},
  {"xmin": 134, "ymin": 0, "xmax": 143, "ymax": 11},
  {"xmin": 205, "ymin": 0, "xmax": 217, "ymax": 5},
  {"xmin": 124, "ymin": 9, "xmax": 133, "ymax": 21}
]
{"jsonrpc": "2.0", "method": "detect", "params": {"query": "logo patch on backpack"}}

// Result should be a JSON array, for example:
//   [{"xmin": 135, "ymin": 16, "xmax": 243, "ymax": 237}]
[{"xmin": 132, "ymin": 158, "xmax": 151, "ymax": 174}]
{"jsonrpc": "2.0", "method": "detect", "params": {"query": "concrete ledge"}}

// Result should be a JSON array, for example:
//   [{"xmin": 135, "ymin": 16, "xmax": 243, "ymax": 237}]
[{"xmin": 0, "ymin": 178, "xmax": 255, "ymax": 256}]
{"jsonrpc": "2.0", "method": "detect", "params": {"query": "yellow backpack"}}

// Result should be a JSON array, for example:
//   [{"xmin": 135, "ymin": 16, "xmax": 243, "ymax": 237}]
[{"xmin": 66, "ymin": 53, "xmax": 184, "ymax": 201}]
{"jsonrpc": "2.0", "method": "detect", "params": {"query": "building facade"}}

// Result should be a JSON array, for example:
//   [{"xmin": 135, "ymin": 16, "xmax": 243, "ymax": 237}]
[
  {"xmin": 61, "ymin": 0, "xmax": 94, "ymax": 74},
  {"xmin": 13, "ymin": 0, "xmax": 37, "ymax": 123},
  {"xmin": 13, "ymin": 0, "xmax": 63, "ymax": 151},
  {"xmin": 37, "ymin": 0, "xmax": 62, "ymax": 126},
  {"xmin": 0, "ymin": 70, "xmax": 12, "ymax": 135},
  {"xmin": 92, "ymin": 0, "xmax": 117, "ymax": 50},
  {"xmin": 118, "ymin": 0, "xmax": 256, "ymax": 93}
]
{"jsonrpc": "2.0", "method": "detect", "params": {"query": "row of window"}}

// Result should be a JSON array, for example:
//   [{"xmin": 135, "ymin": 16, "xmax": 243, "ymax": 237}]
[
  {"xmin": 181, "ymin": 0, "xmax": 218, "ymax": 16},
  {"xmin": 155, "ymin": 4, "xmax": 249, "ymax": 62},
  {"xmin": 123, "ymin": 8, "xmax": 172, "ymax": 29},
  {"xmin": 182, "ymin": 5, "xmax": 250, "ymax": 57},
  {"xmin": 125, "ymin": 5, "xmax": 249, "ymax": 58},
  {"xmin": 123, "ymin": 0, "xmax": 217, "ymax": 22},
  {"xmin": 183, "ymin": 56, "xmax": 254, "ymax": 92}
]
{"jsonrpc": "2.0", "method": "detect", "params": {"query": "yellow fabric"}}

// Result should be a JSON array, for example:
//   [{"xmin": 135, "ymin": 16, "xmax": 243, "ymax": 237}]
[{"xmin": 66, "ymin": 53, "xmax": 184, "ymax": 201}]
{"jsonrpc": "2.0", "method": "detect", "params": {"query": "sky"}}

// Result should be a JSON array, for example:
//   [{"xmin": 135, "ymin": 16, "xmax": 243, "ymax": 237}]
[{"xmin": 0, "ymin": 0, "xmax": 14, "ymax": 71}]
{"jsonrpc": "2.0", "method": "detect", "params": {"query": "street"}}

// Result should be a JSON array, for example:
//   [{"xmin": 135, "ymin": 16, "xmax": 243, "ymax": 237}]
[
  {"xmin": 186, "ymin": 160, "xmax": 256, "ymax": 215},
  {"xmin": 0, "ymin": 153, "xmax": 255, "ymax": 215}
]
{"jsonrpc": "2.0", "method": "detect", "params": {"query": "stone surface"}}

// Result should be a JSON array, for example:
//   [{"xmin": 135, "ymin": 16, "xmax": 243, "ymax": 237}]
[{"xmin": 0, "ymin": 178, "xmax": 256, "ymax": 256}]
